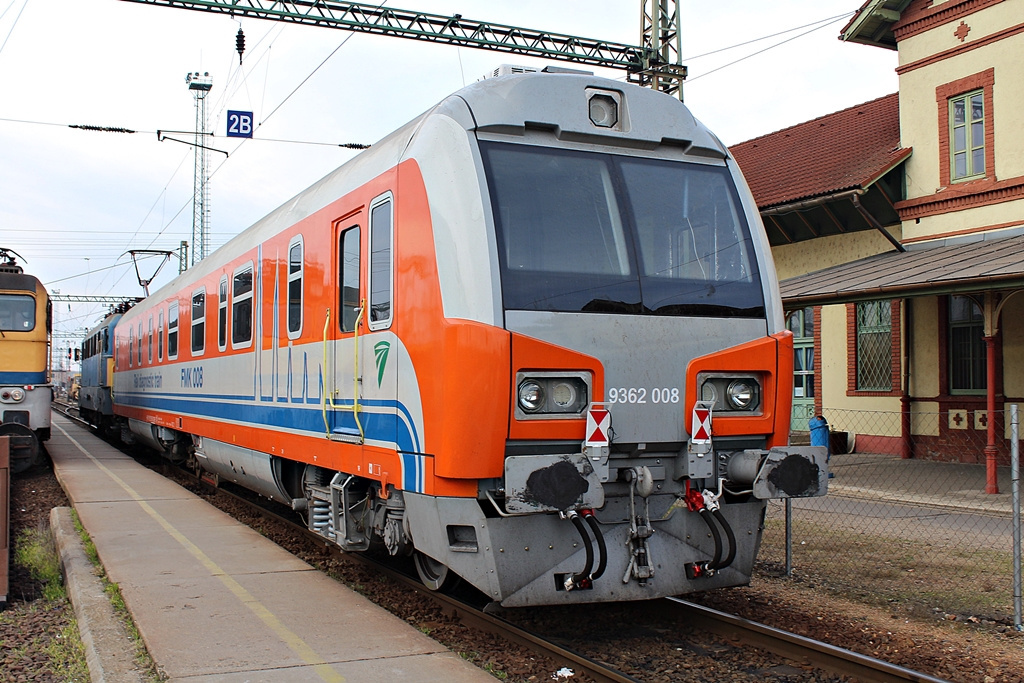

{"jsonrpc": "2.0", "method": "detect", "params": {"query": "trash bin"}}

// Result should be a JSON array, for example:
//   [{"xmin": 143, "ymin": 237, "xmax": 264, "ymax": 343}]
[{"xmin": 808, "ymin": 415, "xmax": 834, "ymax": 478}]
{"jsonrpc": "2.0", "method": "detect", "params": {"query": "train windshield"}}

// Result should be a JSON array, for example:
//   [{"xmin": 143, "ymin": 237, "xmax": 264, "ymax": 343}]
[
  {"xmin": 481, "ymin": 142, "xmax": 765, "ymax": 317},
  {"xmin": 0, "ymin": 294, "xmax": 36, "ymax": 331}
]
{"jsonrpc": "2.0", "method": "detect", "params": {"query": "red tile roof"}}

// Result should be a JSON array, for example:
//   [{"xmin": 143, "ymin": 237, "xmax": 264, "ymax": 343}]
[{"xmin": 729, "ymin": 92, "xmax": 909, "ymax": 210}]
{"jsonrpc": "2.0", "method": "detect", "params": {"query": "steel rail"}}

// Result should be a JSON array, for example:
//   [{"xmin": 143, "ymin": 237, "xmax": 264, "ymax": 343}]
[{"xmin": 665, "ymin": 597, "xmax": 950, "ymax": 683}]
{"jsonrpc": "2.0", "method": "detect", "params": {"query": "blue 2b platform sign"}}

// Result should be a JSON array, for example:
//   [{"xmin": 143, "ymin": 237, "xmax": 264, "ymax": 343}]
[{"xmin": 227, "ymin": 110, "xmax": 253, "ymax": 138}]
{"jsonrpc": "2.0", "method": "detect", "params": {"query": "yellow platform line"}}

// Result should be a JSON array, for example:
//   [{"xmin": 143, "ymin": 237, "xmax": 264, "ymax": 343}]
[{"xmin": 53, "ymin": 421, "xmax": 345, "ymax": 683}]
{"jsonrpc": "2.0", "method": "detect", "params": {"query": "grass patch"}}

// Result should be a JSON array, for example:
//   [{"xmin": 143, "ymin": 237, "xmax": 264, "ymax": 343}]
[{"xmin": 15, "ymin": 525, "xmax": 66, "ymax": 602}]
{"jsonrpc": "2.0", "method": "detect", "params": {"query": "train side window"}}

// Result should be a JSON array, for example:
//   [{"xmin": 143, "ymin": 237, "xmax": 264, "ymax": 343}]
[
  {"xmin": 103, "ymin": 328, "xmax": 109, "ymax": 355},
  {"xmin": 192, "ymin": 288, "xmax": 206, "ymax": 355},
  {"xmin": 368, "ymin": 194, "xmax": 393, "ymax": 331},
  {"xmin": 148, "ymin": 318, "xmax": 153, "ymax": 364},
  {"xmin": 157, "ymin": 311, "xmax": 164, "ymax": 361},
  {"xmin": 168, "ymin": 301, "xmax": 179, "ymax": 359},
  {"xmin": 137, "ymin": 322, "xmax": 143, "ymax": 366},
  {"xmin": 218, "ymin": 276, "xmax": 228, "ymax": 351},
  {"xmin": 340, "ymin": 226, "xmax": 360, "ymax": 333},
  {"xmin": 232, "ymin": 263, "xmax": 254, "ymax": 348},
  {"xmin": 287, "ymin": 236, "xmax": 303, "ymax": 338},
  {"xmin": 128, "ymin": 326, "xmax": 134, "ymax": 368}
]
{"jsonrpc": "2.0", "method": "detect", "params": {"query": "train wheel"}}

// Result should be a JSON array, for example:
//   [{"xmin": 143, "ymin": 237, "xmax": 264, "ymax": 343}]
[
  {"xmin": 0, "ymin": 422, "xmax": 40, "ymax": 474},
  {"xmin": 413, "ymin": 551, "xmax": 460, "ymax": 592}
]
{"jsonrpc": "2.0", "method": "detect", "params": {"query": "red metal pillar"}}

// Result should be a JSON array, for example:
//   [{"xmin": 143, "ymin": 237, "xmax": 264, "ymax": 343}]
[{"xmin": 983, "ymin": 335, "xmax": 999, "ymax": 494}]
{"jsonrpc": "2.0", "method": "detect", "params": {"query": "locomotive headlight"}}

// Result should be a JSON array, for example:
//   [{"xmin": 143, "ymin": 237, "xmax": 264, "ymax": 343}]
[
  {"xmin": 10, "ymin": 387, "xmax": 25, "ymax": 401},
  {"xmin": 518, "ymin": 381, "xmax": 545, "ymax": 413},
  {"xmin": 515, "ymin": 373, "xmax": 590, "ymax": 419},
  {"xmin": 588, "ymin": 94, "xmax": 618, "ymax": 128},
  {"xmin": 726, "ymin": 379, "xmax": 756, "ymax": 410},
  {"xmin": 551, "ymin": 381, "xmax": 577, "ymax": 408},
  {"xmin": 698, "ymin": 373, "xmax": 762, "ymax": 413}
]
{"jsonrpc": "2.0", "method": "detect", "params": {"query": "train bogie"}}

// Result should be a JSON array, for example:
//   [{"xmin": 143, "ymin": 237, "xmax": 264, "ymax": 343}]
[{"xmin": 110, "ymin": 71, "xmax": 828, "ymax": 606}]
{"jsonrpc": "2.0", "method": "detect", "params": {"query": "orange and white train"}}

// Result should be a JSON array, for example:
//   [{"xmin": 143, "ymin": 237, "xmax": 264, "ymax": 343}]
[{"xmin": 110, "ymin": 69, "xmax": 827, "ymax": 606}]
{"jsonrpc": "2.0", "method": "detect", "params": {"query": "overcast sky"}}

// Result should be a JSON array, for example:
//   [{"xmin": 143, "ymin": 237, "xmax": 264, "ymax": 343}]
[{"xmin": 0, "ymin": 0, "xmax": 897, "ymax": 351}]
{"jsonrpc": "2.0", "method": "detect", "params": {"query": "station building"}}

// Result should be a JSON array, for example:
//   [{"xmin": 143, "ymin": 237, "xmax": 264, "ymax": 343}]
[{"xmin": 730, "ymin": 0, "xmax": 1024, "ymax": 472}]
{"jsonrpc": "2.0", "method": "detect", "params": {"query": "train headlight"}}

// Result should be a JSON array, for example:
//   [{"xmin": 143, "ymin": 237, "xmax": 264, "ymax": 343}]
[
  {"xmin": 588, "ymin": 94, "xmax": 618, "ymax": 128},
  {"xmin": 726, "ymin": 379, "xmax": 756, "ymax": 410},
  {"xmin": 10, "ymin": 388, "xmax": 25, "ymax": 401},
  {"xmin": 697, "ymin": 373, "xmax": 762, "ymax": 414},
  {"xmin": 515, "ymin": 373, "xmax": 590, "ymax": 419},
  {"xmin": 518, "ymin": 381, "xmax": 545, "ymax": 413}
]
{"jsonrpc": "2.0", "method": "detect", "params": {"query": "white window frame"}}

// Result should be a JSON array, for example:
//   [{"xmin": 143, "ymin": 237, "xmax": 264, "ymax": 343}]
[
  {"xmin": 287, "ymin": 235, "xmax": 303, "ymax": 340},
  {"xmin": 191, "ymin": 287, "xmax": 206, "ymax": 356},
  {"xmin": 231, "ymin": 261, "xmax": 255, "ymax": 349},
  {"xmin": 367, "ymin": 192, "xmax": 394, "ymax": 332},
  {"xmin": 168, "ymin": 301, "xmax": 179, "ymax": 360}
]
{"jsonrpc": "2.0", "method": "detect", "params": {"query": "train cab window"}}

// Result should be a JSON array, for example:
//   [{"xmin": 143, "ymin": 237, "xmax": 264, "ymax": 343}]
[
  {"xmin": 168, "ymin": 301, "xmax": 179, "ymax": 360},
  {"xmin": 147, "ymin": 317, "xmax": 154, "ymax": 364},
  {"xmin": 368, "ymin": 195, "xmax": 393, "ymax": 330},
  {"xmin": 0, "ymin": 294, "xmax": 35, "ymax": 331},
  {"xmin": 287, "ymin": 237, "xmax": 303, "ymax": 338},
  {"xmin": 192, "ymin": 288, "xmax": 206, "ymax": 355},
  {"xmin": 232, "ymin": 263, "xmax": 254, "ymax": 347},
  {"xmin": 340, "ymin": 226, "xmax": 360, "ymax": 333},
  {"xmin": 128, "ymin": 327, "xmax": 134, "ymax": 368},
  {"xmin": 157, "ymin": 311, "xmax": 164, "ymax": 361},
  {"xmin": 218, "ymin": 276, "xmax": 228, "ymax": 351}
]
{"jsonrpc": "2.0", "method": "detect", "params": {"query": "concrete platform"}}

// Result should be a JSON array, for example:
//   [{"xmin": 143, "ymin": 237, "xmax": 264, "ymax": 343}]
[{"xmin": 47, "ymin": 413, "xmax": 492, "ymax": 683}]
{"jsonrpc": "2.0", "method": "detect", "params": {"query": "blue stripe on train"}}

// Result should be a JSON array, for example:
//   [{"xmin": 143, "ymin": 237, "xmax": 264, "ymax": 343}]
[
  {"xmin": 0, "ymin": 371, "xmax": 48, "ymax": 384},
  {"xmin": 118, "ymin": 392, "xmax": 425, "ymax": 489}
]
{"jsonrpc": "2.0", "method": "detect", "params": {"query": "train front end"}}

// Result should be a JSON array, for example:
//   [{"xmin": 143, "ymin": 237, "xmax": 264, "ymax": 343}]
[
  {"xmin": 0, "ymin": 260, "xmax": 52, "ymax": 473},
  {"xmin": 404, "ymin": 72, "xmax": 828, "ymax": 606}
]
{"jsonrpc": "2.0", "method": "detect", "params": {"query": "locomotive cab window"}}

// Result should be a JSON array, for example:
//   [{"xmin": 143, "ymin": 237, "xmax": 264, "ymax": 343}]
[
  {"xmin": 0, "ymin": 294, "xmax": 35, "ymax": 331},
  {"xmin": 287, "ymin": 237, "xmax": 303, "ymax": 338},
  {"xmin": 480, "ymin": 142, "xmax": 764, "ymax": 317},
  {"xmin": 232, "ymin": 263, "xmax": 254, "ymax": 347},
  {"xmin": 168, "ymin": 301, "xmax": 179, "ymax": 360},
  {"xmin": 192, "ymin": 288, "xmax": 206, "ymax": 355},
  {"xmin": 368, "ymin": 195, "xmax": 393, "ymax": 331},
  {"xmin": 218, "ymin": 276, "xmax": 228, "ymax": 351},
  {"xmin": 340, "ymin": 226, "xmax": 360, "ymax": 333}
]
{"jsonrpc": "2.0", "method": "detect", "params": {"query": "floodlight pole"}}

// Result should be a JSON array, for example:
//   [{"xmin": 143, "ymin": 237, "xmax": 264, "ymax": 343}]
[{"xmin": 186, "ymin": 71, "xmax": 213, "ymax": 268}]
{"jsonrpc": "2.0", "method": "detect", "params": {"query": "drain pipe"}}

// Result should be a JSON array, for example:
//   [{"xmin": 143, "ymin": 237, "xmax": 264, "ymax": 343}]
[{"xmin": 1012, "ymin": 404, "xmax": 1021, "ymax": 631}]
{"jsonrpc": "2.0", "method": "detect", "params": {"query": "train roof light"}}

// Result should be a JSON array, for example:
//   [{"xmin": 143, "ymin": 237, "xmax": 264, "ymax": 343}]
[{"xmin": 588, "ymin": 94, "xmax": 618, "ymax": 128}]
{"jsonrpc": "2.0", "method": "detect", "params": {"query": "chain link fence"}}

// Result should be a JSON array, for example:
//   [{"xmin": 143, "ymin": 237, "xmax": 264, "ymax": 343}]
[{"xmin": 758, "ymin": 407, "xmax": 1022, "ymax": 626}]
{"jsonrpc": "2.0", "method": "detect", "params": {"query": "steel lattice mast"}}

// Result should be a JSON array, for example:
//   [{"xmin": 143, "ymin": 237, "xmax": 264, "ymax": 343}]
[
  {"xmin": 186, "ymin": 72, "xmax": 213, "ymax": 267},
  {"xmin": 118, "ymin": 1, "xmax": 686, "ymax": 95}
]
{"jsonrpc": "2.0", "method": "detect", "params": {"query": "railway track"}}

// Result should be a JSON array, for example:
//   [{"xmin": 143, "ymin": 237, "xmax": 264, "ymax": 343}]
[{"xmin": 50, "ymin": 402, "xmax": 949, "ymax": 682}]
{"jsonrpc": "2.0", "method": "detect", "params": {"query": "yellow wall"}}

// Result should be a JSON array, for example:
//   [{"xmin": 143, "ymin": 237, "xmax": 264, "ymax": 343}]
[
  {"xmin": 908, "ymin": 296, "xmax": 939, "ymax": 397},
  {"xmin": 772, "ymin": 227, "xmax": 901, "ymax": 281},
  {"xmin": 898, "ymin": 0, "xmax": 1024, "ymax": 240},
  {"xmin": 1002, "ymin": 292, "xmax": 1024, "ymax": 397}
]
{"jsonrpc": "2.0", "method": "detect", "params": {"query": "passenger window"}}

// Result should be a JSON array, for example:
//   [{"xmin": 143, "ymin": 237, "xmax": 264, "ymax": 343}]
[
  {"xmin": 137, "ymin": 323, "xmax": 143, "ymax": 366},
  {"xmin": 218, "ymin": 277, "xmax": 228, "ymax": 351},
  {"xmin": 158, "ymin": 311, "xmax": 164, "ymax": 361},
  {"xmin": 340, "ymin": 227, "xmax": 360, "ymax": 333},
  {"xmin": 192, "ymin": 289, "xmax": 206, "ymax": 355},
  {"xmin": 128, "ymin": 327, "xmax": 134, "ymax": 368},
  {"xmin": 232, "ymin": 264, "xmax": 254, "ymax": 347},
  {"xmin": 287, "ymin": 238, "xmax": 303, "ymax": 337},
  {"xmin": 168, "ymin": 301, "xmax": 179, "ymax": 359},
  {"xmin": 368, "ymin": 195, "xmax": 393, "ymax": 330}
]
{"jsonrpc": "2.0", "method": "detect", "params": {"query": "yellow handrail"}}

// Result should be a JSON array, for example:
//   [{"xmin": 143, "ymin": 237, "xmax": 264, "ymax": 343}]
[{"xmin": 320, "ymin": 304, "xmax": 365, "ymax": 441}]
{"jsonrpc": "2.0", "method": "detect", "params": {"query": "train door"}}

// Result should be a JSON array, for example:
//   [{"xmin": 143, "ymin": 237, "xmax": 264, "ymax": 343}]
[
  {"xmin": 325, "ymin": 216, "xmax": 364, "ymax": 439},
  {"xmin": 788, "ymin": 307, "xmax": 816, "ymax": 433},
  {"xmin": 362, "ymin": 193, "xmax": 397, "ymax": 450}
]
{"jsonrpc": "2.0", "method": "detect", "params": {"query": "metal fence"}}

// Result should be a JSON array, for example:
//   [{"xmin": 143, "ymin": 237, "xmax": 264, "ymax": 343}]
[{"xmin": 758, "ymin": 407, "xmax": 1023, "ymax": 628}]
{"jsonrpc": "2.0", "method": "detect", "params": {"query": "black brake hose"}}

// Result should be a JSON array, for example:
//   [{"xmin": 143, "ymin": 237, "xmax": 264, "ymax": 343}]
[
  {"xmin": 698, "ymin": 508, "xmax": 723, "ymax": 570},
  {"xmin": 583, "ymin": 513, "xmax": 607, "ymax": 580},
  {"xmin": 712, "ymin": 508, "xmax": 737, "ymax": 570},
  {"xmin": 569, "ymin": 513, "xmax": 594, "ymax": 586}
]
